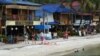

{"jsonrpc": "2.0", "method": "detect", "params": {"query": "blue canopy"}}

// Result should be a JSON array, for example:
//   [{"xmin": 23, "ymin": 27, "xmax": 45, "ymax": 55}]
[
  {"xmin": 42, "ymin": 4, "xmax": 74, "ymax": 13},
  {"xmin": 34, "ymin": 25, "xmax": 51, "ymax": 30},
  {"xmin": 46, "ymin": 21, "xmax": 60, "ymax": 25},
  {"xmin": 0, "ymin": 0, "xmax": 40, "ymax": 6},
  {"xmin": 35, "ymin": 4, "xmax": 74, "ymax": 17}
]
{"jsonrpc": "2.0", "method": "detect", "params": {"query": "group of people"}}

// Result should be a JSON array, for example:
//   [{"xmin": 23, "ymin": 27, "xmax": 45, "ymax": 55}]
[
  {"xmin": 24, "ymin": 30, "xmax": 70, "ymax": 44},
  {"xmin": 78, "ymin": 29, "xmax": 86, "ymax": 36},
  {"xmin": 24, "ymin": 32, "xmax": 48, "ymax": 45},
  {"xmin": 78, "ymin": 28, "xmax": 97, "ymax": 36}
]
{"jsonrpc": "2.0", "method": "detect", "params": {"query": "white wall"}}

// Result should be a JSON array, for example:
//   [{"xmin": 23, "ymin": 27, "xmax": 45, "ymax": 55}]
[{"xmin": 40, "ymin": 12, "xmax": 54, "ymax": 23}]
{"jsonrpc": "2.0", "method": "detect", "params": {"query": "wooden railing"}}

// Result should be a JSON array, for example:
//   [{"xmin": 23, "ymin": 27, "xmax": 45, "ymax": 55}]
[{"xmin": 6, "ymin": 15, "xmax": 35, "ymax": 21}]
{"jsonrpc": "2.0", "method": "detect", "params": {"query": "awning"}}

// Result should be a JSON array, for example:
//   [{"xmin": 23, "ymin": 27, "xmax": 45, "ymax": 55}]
[
  {"xmin": 46, "ymin": 21, "xmax": 60, "ymax": 25},
  {"xmin": 35, "ymin": 4, "xmax": 74, "ymax": 17},
  {"xmin": 34, "ymin": 25, "xmax": 51, "ymax": 30}
]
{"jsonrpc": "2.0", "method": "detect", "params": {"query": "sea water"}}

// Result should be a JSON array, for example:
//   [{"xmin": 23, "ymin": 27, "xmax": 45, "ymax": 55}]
[{"xmin": 65, "ymin": 45, "xmax": 100, "ymax": 56}]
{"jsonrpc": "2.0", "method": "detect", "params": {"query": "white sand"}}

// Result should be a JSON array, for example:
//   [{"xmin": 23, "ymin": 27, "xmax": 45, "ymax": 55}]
[{"xmin": 0, "ymin": 34, "xmax": 100, "ymax": 56}]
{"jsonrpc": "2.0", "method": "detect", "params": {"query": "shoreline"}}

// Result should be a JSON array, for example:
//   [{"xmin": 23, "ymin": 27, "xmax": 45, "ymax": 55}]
[
  {"xmin": 49, "ymin": 42, "xmax": 100, "ymax": 56},
  {"xmin": 46, "ymin": 37, "xmax": 100, "ymax": 56}
]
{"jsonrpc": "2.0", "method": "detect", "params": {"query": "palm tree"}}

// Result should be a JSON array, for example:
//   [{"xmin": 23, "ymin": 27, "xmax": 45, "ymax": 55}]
[{"xmin": 77, "ymin": 0, "xmax": 100, "ymax": 33}]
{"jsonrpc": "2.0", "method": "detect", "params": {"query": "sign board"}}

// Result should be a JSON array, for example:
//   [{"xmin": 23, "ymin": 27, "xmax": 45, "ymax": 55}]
[
  {"xmin": 6, "ymin": 5, "xmax": 40, "ymax": 10},
  {"xmin": 33, "ymin": 21, "xmax": 41, "ymax": 25},
  {"xmin": 16, "ymin": 21, "xmax": 33, "ymax": 25},
  {"xmin": 6, "ymin": 21, "xmax": 16, "ymax": 25},
  {"xmin": 6, "ymin": 20, "xmax": 40, "ymax": 25}
]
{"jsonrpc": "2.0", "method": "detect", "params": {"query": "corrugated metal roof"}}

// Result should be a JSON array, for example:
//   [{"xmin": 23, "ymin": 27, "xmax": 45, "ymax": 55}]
[{"xmin": 0, "ymin": 0, "xmax": 40, "ymax": 6}]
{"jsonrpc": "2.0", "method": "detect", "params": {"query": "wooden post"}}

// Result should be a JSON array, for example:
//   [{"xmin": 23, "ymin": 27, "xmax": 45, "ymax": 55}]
[
  {"xmin": 4, "ymin": 5, "xmax": 7, "ymax": 36},
  {"xmin": 0, "ymin": 20, "xmax": 1, "ymax": 34},
  {"xmin": 20, "ymin": 9, "xmax": 23, "ymax": 20},
  {"xmin": 0, "ymin": 5, "xmax": 2, "ymax": 34},
  {"xmin": 18, "ymin": 9, "xmax": 20, "ymax": 20},
  {"xmin": 27, "ymin": 10, "xmax": 29, "ymax": 21}
]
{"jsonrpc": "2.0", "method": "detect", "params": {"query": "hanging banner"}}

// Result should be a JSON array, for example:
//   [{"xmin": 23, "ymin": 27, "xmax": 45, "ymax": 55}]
[{"xmin": 6, "ymin": 21, "xmax": 16, "ymax": 26}]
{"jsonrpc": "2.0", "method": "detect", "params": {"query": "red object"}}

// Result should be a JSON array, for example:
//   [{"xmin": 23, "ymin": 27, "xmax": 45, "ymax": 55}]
[
  {"xmin": 32, "ymin": 34, "xmax": 35, "ymax": 40},
  {"xmin": 63, "ymin": 32, "xmax": 68, "ymax": 39},
  {"xmin": 41, "ymin": 36, "xmax": 44, "ymax": 41}
]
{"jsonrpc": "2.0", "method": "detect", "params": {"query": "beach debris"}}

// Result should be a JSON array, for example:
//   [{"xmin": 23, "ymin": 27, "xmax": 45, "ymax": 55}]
[
  {"xmin": 82, "ymin": 48, "xmax": 85, "ymax": 51},
  {"xmin": 75, "ymin": 50, "xmax": 79, "ymax": 53}
]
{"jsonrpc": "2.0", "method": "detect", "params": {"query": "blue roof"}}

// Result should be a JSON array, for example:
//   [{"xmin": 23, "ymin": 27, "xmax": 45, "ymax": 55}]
[
  {"xmin": 35, "ymin": 10, "xmax": 43, "ymax": 17},
  {"xmin": 0, "ymin": 0, "xmax": 40, "ymax": 6},
  {"xmin": 35, "ymin": 4, "xmax": 74, "ymax": 17},
  {"xmin": 42, "ymin": 4, "xmax": 73, "ymax": 13}
]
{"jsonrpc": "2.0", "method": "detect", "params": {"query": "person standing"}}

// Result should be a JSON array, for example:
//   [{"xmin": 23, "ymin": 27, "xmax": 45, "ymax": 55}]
[
  {"xmin": 32, "ymin": 33, "xmax": 36, "ymax": 44},
  {"xmin": 79, "ymin": 29, "xmax": 82, "ymax": 36},
  {"xmin": 40, "ymin": 32, "xmax": 45, "ymax": 44},
  {"xmin": 83, "ymin": 29, "xmax": 86, "ymax": 36},
  {"xmin": 53, "ymin": 32, "xmax": 57, "ymax": 39},
  {"xmin": 63, "ymin": 31, "xmax": 69, "ymax": 39},
  {"xmin": 24, "ymin": 34, "xmax": 29, "ymax": 44}
]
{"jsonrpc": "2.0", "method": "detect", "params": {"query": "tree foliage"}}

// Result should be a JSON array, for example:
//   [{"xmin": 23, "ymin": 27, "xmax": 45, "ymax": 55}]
[{"xmin": 28, "ymin": 0, "xmax": 99, "ymax": 11}]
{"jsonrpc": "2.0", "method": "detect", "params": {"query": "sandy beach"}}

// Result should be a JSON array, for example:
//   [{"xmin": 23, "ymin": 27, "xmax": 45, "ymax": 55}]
[{"xmin": 0, "ymin": 34, "xmax": 100, "ymax": 56}]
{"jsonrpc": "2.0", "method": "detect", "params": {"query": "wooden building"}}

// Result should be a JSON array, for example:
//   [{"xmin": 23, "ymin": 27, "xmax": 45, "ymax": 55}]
[{"xmin": 0, "ymin": 0, "xmax": 41, "ymax": 35}]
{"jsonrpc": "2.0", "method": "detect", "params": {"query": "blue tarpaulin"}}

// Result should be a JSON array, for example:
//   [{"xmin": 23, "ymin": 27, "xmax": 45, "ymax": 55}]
[
  {"xmin": 46, "ymin": 21, "xmax": 60, "ymax": 25},
  {"xmin": 0, "ymin": 0, "xmax": 40, "ymax": 6},
  {"xmin": 42, "ymin": 4, "xmax": 74, "ymax": 13},
  {"xmin": 34, "ymin": 25, "xmax": 51, "ymax": 30},
  {"xmin": 35, "ymin": 4, "xmax": 74, "ymax": 17}
]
